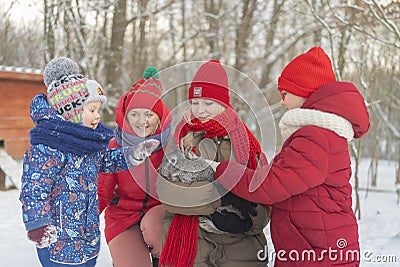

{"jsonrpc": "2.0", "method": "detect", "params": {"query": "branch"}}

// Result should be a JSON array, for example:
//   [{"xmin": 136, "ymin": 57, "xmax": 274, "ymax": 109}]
[
  {"xmin": 371, "ymin": 102, "xmax": 400, "ymax": 138},
  {"xmin": 126, "ymin": 0, "xmax": 175, "ymax": 25},
  {"xmin": 332, "ymin": 2, "xmax": 400, "ymax": 48},
  {"xmin": 370, "ymin": 0, "xmax": 400, "ymax": 40}
]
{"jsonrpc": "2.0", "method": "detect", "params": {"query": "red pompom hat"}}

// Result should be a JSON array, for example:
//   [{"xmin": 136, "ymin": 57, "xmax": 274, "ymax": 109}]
[
  {"xmin": 278, "ymin": 46, "xmax": 337, "ymax": 98},
  {"xmin": 115, "ymin": 66, "xmax": 171, "ymax": 135},
  {"xmin": 188, "ymin": 59, "xmax": 232, "ymax": 107}
]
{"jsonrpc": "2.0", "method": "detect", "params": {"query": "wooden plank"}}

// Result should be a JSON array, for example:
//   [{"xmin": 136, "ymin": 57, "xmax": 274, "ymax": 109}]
[
  {"xmin": 0, "ymin": 82, "xmax": 45, "ymax": 96},
  {"xmin": 0, "ymin": 101, "xmax": 32, "ymax": 117},
  {"xmin": 0, "ymin": 84, "xmax": 46, "ymax": 116},
  {"xmin": 5, "ymin": 139, "xmax": 30, "ymax": 159},
  {"xmin": 0, "ymin": 128, "xmax": 32, "ymax": 140},
  {"xmin": 0, "ymin": 70, "xmax": 46, "ymax": 160},
  {"xmin": 0, "ymin": 117, "xmax": 33, "ymax": 129},
  {"xmin": 0, "ymin": 70, "xmax": 43, "ymax": 82}
]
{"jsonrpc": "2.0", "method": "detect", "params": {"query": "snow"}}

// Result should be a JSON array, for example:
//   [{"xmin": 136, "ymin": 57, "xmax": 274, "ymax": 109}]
[{"xmin": 0, "ymin": 158, "xmax": 399, "ymax": 266}]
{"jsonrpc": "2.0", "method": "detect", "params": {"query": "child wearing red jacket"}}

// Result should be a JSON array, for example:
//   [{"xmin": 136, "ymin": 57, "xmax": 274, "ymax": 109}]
[{"xmin": 215, "ymin": 47, "xmax": 370, "ymax": 266}]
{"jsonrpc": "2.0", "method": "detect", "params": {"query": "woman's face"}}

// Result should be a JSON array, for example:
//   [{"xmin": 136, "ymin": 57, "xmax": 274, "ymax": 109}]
[
  {"xmin": 280, "ymin": 91, "xmax": 306, "ymax": 110},
  {"xmin": 82, "ymin": 101, "xmax": 102, "ymax": 129},
  {"xmin": 190, "ymin": 98, "xmax": 225, "ymax": 122},
  {"xmin": 126, "ymin": 108, "xmax": 160, "ymax": 138}
]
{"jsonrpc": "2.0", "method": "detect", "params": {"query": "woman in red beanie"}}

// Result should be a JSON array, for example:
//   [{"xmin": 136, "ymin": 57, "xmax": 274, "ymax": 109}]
[
  {"xmin": 215, "ymin": 47, "xmax": 370, "ymax": 266},
  {"xmin": 98, "ymin": 67, "xmax": 172, "ymax": 267},
  {"xmin": 158, "ymin": 60, "xmax": 271, "ymax": 267}
]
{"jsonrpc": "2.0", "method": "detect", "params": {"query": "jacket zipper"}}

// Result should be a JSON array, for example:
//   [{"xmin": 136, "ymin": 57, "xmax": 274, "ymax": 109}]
[{"xmin": 140, "ymin": 157, "xmax": 150, "ymax": 218}]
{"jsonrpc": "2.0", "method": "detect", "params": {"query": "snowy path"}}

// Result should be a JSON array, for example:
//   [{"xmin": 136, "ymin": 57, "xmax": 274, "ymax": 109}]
[{"xmin": 0, "ymin": 159, "xmax": 398, "ymax": 266}]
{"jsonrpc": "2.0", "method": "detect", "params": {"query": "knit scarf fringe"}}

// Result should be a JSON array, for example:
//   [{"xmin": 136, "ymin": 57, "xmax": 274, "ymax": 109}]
[{"xmin": 159, "ymin": 214, "xmax": 198, "ymax": 267}]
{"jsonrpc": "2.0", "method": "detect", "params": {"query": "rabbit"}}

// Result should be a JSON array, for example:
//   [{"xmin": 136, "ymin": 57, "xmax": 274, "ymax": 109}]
[
  {"xmin": 159, "ymin": 148, "xmax": 249, "ymax": 234},
  {"xmin": 159, "ymin": 148, "xmax": 215, "ymax": 184}
]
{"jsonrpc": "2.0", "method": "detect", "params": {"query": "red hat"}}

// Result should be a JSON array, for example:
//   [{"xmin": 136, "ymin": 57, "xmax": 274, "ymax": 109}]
[
  {"xmin": 115, "ymin": 66, "xmax": 171, "ymax": 135},
  {"xmin": 188, "ymin": 60, "xmax": 232, "ymax": 107},
  {"xmin": 278, "ymin": 46, "xmax": 336, "ymax": 98}
]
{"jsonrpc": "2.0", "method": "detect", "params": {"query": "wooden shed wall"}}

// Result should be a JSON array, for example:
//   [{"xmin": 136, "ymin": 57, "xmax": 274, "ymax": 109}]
[{"xmin": 0, "ymin": 70, "xmax": 45, "ymax": 159}]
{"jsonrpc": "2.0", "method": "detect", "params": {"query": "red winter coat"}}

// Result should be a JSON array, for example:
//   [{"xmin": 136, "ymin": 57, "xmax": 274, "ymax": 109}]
[
  {"xmin": 98, "ymin": 138, "xmax": 164, "ymax": 243},
  {"xmin": 216, "ymin": 82, "xmax": 370, "ymax": 266}
]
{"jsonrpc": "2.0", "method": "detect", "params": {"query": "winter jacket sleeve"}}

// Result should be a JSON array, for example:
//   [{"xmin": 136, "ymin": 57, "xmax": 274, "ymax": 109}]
[
  {"xmin": 215, "ymin": 126, "xmax": 330, "ymax": 205},
  {"xmin": 98, "ymin": 172, "xmax": 117, "ymax": 214},
  {"xmin": 19, "ymin": 144, "xmax": 64, "ymax": 231},
  {"xmin": 96, "ymin": 147, "xmax": 135, "ymax": 173}
]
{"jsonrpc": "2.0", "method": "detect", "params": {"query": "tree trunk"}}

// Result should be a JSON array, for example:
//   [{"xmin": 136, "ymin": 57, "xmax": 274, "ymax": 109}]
[
  {"xmin": 234, "ymin": 0, "xmax": 257, "ymax": 71},
  {"xmin": 44, "ymin": 0, "xmax": 56, "ymax": 62},
  {"xmin": 103, "ymin": 0, "xmax": 127, "ymax": 123},
  {"xmin": 105, "ymin": 0, "xmax": 127, "ymax": 89}
]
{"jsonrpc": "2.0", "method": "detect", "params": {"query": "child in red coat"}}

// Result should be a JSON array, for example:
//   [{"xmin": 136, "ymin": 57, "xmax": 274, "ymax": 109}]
[{"xmin": 215, "ymin": 47, "xmax": 370, "ymax": 266}]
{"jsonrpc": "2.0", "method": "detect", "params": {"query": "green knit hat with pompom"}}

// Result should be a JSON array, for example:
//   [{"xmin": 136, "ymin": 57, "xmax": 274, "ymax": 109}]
[
  {"xmin": 143, "ymin": 66, "xmax": 160, "ymax": 79},
  {"xmin": 124, "ymin": 66, "xmax": 164, "ymax": 118}
]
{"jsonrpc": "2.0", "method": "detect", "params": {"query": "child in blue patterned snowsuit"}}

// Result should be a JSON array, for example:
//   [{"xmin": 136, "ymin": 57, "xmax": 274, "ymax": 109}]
[{"xmin": 19, "ymin": 57, "xmax": 149, "ymax": 267}]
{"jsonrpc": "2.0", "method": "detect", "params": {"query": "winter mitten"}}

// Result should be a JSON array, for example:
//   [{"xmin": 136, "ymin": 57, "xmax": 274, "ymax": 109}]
[
  {"xmin": 27, "ymin": 225, "xmax": 47, "ymax": 243},
  {"xmin": 132, "ymin": 139, "xmax": 160, "ymax": 160},
  {"xmin": 28, "ymin": 225, "xmax": 57, "ymax": 248},
  {"xmin": 126, "ymin": 139, "xmax": 160, "ymax": 167},
  {"xmin": 211, "ymin": 208, "xmax": 253, "ymax": 233},
  {"xmin": 221, "ymin": 192, "xmax": 257, "ymax": 216}
]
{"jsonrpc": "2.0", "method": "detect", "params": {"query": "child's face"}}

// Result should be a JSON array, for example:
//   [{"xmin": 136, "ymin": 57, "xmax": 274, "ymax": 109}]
[
  {"xmin": 126, "ymin": 108, "xmax": 160, "ymax": 138},
  {"xmin": 190, "ymin": 98, "xmax": 225, "ymax": 122},
  {"xmin": 82, "ymin": 101, "xmax": 102, "ymax": 129},
  {"xmin": 280, "ymin": 91, "xmax": 306, "ymax": 110}
]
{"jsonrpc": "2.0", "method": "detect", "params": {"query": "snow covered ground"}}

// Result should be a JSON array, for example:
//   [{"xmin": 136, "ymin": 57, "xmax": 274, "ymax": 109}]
[{"xmin": 0, "ymin": 158, "xmax": 398, "ymax": 266}]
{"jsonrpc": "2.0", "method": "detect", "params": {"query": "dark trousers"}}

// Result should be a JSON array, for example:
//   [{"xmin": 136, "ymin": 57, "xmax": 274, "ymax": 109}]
[{"xmin": 36, "ymin": 248, "xmax": 97, "ymax": 267}]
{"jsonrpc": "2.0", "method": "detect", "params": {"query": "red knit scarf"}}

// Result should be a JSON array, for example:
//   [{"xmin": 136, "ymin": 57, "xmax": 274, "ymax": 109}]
[{"xmin": 159, "ymin": 108, "xmax": 266, "ymax": 267}]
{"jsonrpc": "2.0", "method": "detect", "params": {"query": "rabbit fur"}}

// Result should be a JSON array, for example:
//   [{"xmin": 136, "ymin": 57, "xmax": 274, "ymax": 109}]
[
  {"xmin": 159, "ymin": 148, "xmax": 215, "ymax": 184},
  {"xmin": 159, "ymin": 148, "xmax": 245, "ymax": 234}
]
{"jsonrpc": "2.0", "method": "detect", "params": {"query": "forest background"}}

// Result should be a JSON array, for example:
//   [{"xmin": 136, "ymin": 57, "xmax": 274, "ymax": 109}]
[{"xmin": 1, "ymin": 0, "xmax": 399, "ymax": 217}]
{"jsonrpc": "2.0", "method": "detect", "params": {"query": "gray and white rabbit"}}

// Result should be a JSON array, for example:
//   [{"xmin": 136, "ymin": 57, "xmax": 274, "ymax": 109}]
[
  {"xmin": 159, "ymin": 148, "xmax": 214, "ymax": 184},
  {"xmin": 159, "ymin": 148, "xmax": 246, "ymax": 234}
]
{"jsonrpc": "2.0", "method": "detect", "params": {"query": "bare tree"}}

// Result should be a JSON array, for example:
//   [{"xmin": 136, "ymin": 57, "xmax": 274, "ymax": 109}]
[
  {"xmin": 105, "ymin": 0, "xmax": 127, "ymax": 88},
  {"xmin": 233, "ymin": 0, "xmax": 257, "ymax": 71},
  {"xmin": 43, "ymin": 0, "xmax": 56, "ymax": 62},
  {"xmin": 1, "ymin": 0, "xmax": 399, "ymax": 197}
]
